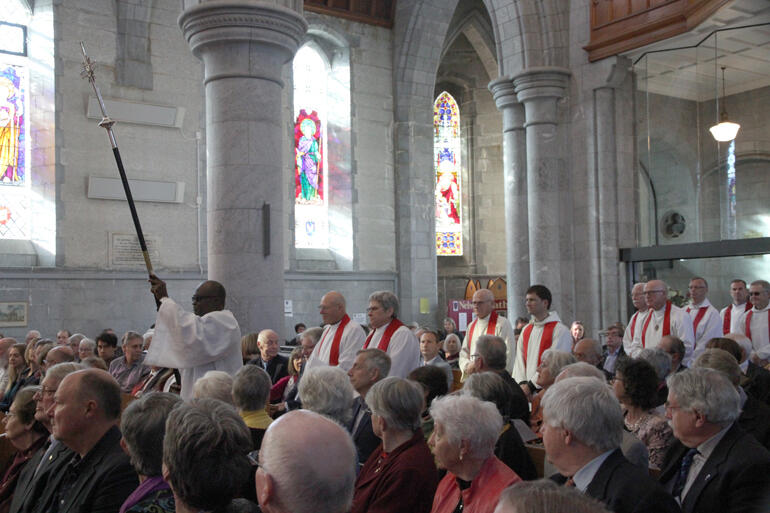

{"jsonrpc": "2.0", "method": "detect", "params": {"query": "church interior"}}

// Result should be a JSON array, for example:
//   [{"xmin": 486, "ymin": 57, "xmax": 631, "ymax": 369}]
[{"xmin": 1, "ymin": 0, "xmax": 769, "ymax": 341}]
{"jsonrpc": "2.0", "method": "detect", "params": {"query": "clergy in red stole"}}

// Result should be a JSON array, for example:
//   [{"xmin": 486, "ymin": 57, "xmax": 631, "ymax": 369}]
[
  {"xmin": 364, "ymin": 291, "xmax": 421, "ymax": 378},
  {"xmin": 720, "ymin": 279, "xmax": 752, "ymax": 335},
  {"xmin": 629, "ymin": 280, "xmax": 695, "ymax": 365},
  {"xmin": 306, "ymin": 291, "xmax": 366, "ymax": 372},
  {"xmin": 458, "ymin": 288, "xmax": 515, "ymax": 378}
]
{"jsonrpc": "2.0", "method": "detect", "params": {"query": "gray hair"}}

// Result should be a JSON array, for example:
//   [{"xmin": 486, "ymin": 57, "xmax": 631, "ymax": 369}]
[
  {"xmin": 302, "ymin": 326, "xmax": 324, "ymax": 345},
  {"xmin": 541, "ymin": 349, "xmax": 577, "ymax": 378},
  {"xmin": 368, "ymin": 291, "xmax": 399, "ymax": 318},
  {"xmin": 557, "ymin": 362, "xmax": 606, "ymax": 383},
  {"xmin": 638, "ymin": 348, "xmax": 672, "ymax": 380},
  {"xmin": 462, "ymin": 371, "xmax": 511, "ymax": 417},
  {"xmin": 78, "ymin": 338, "xmax": 96, "ymax": 350},
  {"xmin": 444, "ymin": 333, "xmax": 460, "ymax": 347},
  {"xmin": 366, "ymin": 377, "xmax": 423, "ymax": 432},
  {"xmin": 232, "ymin": 365, "xmax": 272, "ymax": 411},
  {"xmin": 495, "ymin": 479, "xmax": 612, "ymax": 513},
  {"xmin": 430, "ymin": 394, "xmax": 502, "ymax": 460},
  {"xmin": 193, "ymin": 371, "xmax": 234, "ymax": 406},
  {"xmin": 299, "ymin": 366, "xmax": 354, "ymax": 425},
  {"xmin": 122, "ymin": 392, "xmax": 182, "ymax": 476},
  {"xmin": 356, "ymin": 348, "xmax": 391, "ymax": 378},
  {"xmin": 541, "ymin": 377, "xmax": 623, "ymax": 453},
  {"xmin": 45, "ymin": 362, "xmax": 85, "ymax": 384},
  {"xmin": 260, "ymin": 410, "xmax": 356, "ymax": 513},
  {"xmin": 750, "ymin": 279, "xmax": 770, "ymax": 292},
  {"xmin": 163, "ymin": 399, "xmax": 252, "ymax": 511},
  {"xmin": 693, "ymin": 349, "xmax": 741, "ymax": 387},
  {"xmin": 476, "ymin": 335, "xmax": 507, "ymax": 370},
  {"xmin": 68, "ymin": 333, "xmax": 85, "ymax": 345},
  {"xmin": 666, "ymin": 367, "xmax": 740, "ymax": 426}
]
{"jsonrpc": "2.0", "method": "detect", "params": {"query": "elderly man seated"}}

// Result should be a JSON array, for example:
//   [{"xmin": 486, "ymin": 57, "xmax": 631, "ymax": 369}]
[
  {"xmin": 192, "ymin": 370, "xmax": 234, "ymax": 405},
  {"xmin": 256, "ymin": 410, "xmax": 357, "ymax": 513},
  {"xmin": 120, "ymin": 392, "xmax": 182, "ymax": 513},
  {"xmin": 163, "ymin": 398, "xmax": 253, "ymax": 513},
  {"xmin": 37, "ymin": 369, "xmax": 138, "ymax": 513},
  {"xmin": 541, "ymin": 376, "xmax": 679, "ymax": 513},
  {"xmin": 109, "ymin": 331, "xmax": 150, "ymax": 393},
  {"xmin": 660, "ymin": 367, "xmax": 770, "ymax": 513},
  {"xmin": 233, "ymin": 365, "xmax": 273, "ymax": 451}
]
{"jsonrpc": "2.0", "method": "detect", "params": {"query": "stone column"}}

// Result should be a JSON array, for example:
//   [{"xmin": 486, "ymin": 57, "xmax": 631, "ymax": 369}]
[
  {"xmin": 489, "ymin": 77, "xmax": 528, "ymax": 320},
  {"xmin": 180, "ymin": 2, "xmax": 307, "ymax": 334},
  {"xmin": 512, "ymin": 67, "xmax": 570, "ymax": 302}
]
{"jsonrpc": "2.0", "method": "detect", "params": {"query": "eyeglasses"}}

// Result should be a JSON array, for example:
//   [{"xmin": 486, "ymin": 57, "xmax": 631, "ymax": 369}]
[
  {"xmin": 191, "ymin": 295, "xmax": 217, "ymax": 303},
  {"xmin": 664, "ymin": 402, "xmax": 689, "ymax": 413},
  {"xmin": 749, "ymin": 291, "xmax": 765, "ymax": 296},
  {"xmin": 366, "ymin": 306, "xmax": 381, "ymax": 313},
  {"xmin": 472, "ymin": 301, "xmax": 491, "ymax": 306},
  {"xmin": 470, "ymin": 354, "xmax": 481, "ymax": 360},
  {"xmin": 643, "ymin": 290, "xmax": 666, "ymax": 296}
]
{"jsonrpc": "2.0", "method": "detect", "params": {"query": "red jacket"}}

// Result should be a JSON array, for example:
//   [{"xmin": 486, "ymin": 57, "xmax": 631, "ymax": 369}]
[
  {"xmin": 431, "ymin": 456, "xmax": 521, "ymax": 513},
  {"xmin": 352, "ymin": 430, "xmax": 438, "ymax": 513}
]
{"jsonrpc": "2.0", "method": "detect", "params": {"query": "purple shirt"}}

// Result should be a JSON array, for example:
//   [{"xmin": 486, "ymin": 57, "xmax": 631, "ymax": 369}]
[{"xmin": 109, "ymin": 355, "xmax": 150, "ymax": 393}]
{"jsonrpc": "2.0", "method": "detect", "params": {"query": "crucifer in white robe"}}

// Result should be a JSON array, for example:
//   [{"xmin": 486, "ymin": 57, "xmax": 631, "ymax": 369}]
[
  {"xmin": 738, "ymin": 304, "xmax": 770, "ymax": 360},
  {"xmin": 145, "ymin": 297, "xmax": 243, "ymax": 401}
]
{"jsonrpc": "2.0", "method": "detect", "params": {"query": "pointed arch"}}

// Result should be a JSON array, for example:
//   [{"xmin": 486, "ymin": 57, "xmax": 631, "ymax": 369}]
[{"xmin": 434, "ymin": 91, "xmax": 463, "ymax": 256}]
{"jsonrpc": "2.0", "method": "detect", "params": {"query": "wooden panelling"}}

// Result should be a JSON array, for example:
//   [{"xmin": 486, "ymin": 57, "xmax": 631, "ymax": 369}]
[
  {"xmin": 304, "ymin": 0, "xmax": 395, "ymax": 28},
  {"xmin": 585, "ymin": 0, "xmax": 731, "ymax": 62}
]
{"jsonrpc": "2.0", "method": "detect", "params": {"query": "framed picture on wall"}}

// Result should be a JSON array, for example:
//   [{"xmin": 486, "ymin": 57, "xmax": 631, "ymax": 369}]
[{"xmin": 0, "ymin": 302, "xmax": 28, "ymax": 327}]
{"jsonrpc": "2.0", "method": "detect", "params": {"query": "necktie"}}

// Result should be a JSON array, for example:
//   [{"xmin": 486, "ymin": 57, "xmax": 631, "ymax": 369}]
[{"xmin": 672, "ymin": 448, "xmax": 699, "ymax": 498}]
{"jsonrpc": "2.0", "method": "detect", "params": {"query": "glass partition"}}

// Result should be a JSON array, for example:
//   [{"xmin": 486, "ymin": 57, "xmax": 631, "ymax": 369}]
[{"xmin": 634, "ymin": 24, "xmax": 770, "ymax": 247}]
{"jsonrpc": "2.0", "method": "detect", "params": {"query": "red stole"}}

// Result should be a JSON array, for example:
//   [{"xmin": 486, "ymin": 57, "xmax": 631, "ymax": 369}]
[
  {"xmin": 364, "ymin": 318, "xmax": 405, "ymax": 352},
  {"xmin": 745, "ymin": 310, "xmax": 769, "ymax": 342},
  {"xmin": 317, "ymin": 314, "xmax": 351, "ymax": 366},
  {"xmin": 641, "ymin": 301, "xmax": 672, "ymax": 348},
  {"xmin": 465, "ymin": 311, "xmax": 499, "ymax": 354},
  {"xmin": 724, "ymin": 302, "xmax": 752, "ymax": 335},
  {"xmin": 630, "ymin": 311, "xmax": 640, "ymax": 339},
  {"xmin": 686, "ymin": 306, "xmax": 708, "ymax": 334},
  {"xmin": 521, "ymin": 321, "xmax": 558, "ymax": 368}
]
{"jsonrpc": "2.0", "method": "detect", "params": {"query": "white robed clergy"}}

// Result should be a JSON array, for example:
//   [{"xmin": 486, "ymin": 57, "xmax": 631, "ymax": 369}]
[{"xmin": 146, "ymin": 275, "xmax": 243, "ymax": 400}]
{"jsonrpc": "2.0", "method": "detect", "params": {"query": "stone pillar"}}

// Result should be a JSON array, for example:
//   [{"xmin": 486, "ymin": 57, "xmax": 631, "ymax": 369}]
[
  {"xmin": 179, "ymin": 2, "xmax": 307, "ymax": 334},
  {"xmin": 512, "ymin": 67, "xmax": 570, "ymax": 302},
  {"xmin": 489, "ymin": 77, "xmax": 528, "ymax": 320}
]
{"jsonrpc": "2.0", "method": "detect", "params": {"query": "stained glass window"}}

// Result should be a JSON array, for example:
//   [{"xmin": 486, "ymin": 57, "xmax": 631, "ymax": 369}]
[
  {"xmin": 293, "ymin": 45, "xmax": 329, "ymax": 249},
  {"xmin": 0, "ymin": 61, "xmax": 28, "ymax": 239},
  {"xmin": 434, "ymin": 91, "xmax": 462, "ymax": 256}
]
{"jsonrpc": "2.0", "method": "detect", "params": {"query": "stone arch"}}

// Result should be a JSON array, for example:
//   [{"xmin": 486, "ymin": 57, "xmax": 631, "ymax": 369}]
[{"xmin": 442, "ymin": 8, "xmax": 498, "ymax": 80}]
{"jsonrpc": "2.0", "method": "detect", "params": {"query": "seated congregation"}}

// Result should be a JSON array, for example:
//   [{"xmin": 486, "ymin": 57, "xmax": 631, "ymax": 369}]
[{"xmin": 0, "ymin": 278, "xmax": 768, "ymax": 513}]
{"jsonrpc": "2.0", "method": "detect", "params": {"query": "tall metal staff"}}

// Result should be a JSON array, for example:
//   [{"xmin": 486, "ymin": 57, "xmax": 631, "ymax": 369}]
[{"xmin": 79, "ymin": 41, "xmax": 154, "ymax": 276}]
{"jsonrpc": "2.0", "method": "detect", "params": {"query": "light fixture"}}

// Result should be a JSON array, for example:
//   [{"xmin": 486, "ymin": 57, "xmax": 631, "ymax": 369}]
[{"xmin": 709, "ymin": 66, "xmax": 740, "ymax": 142}]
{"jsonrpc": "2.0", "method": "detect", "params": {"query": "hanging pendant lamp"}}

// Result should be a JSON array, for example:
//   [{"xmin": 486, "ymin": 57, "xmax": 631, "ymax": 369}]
[{"xmin": 709, "ymin": 66, "xmax": 740, "ymax": 142}]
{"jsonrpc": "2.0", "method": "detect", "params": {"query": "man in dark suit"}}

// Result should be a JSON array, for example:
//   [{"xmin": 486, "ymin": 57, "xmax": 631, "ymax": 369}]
[
  {"xmin": 34, "ymin": 369, "xmax": 138, "ymax": 513},
  {"xmin": 10, "ymin": 362, "xmax": 81, "ymax": 513},
  {"xmin": 573, "ymin": 338, "xmax": 613, "ymax": 382},
  {"xmin": 601, "ymin": 322, "xmax": 626, "ymax": 377},
  {"xmin": 347, "ymin": 348, "xmax": 390, "ymax": 468},
  {"xmin": 660, "ymin": 335, "xmax": 687, "ymax": 374},
  {"xmin": 542, "ymin": 376, "xmax": 680, "ymax": 513},
  {"xmin": 660, "ymin": 367, "xmax": 770, "ymax": 513},
  {"xmin": 693, "ymin": 348, "xmax": 770, "ymax": 450},
  {"xmin": 248, "ymin": 329, "xmax": 289, "ymax": 384}
]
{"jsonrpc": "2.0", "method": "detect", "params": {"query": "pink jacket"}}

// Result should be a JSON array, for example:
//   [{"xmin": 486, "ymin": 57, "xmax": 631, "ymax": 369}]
[{"xmin": 431, "ymin": 456, "xmax": 521, "ymax": 513}]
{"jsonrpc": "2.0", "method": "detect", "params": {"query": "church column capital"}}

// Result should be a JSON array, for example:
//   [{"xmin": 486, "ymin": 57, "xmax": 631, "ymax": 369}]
[
  {"xmin": 488, "ymin": 76, "xmax": 525, "ymax": 133},
  {"xmin": 179, "ymin": 1, "xmax": 307, "ymax": 85},
  {"xmin": 512, "ymin": 67, "xmax": 570, "ymax": 126}
]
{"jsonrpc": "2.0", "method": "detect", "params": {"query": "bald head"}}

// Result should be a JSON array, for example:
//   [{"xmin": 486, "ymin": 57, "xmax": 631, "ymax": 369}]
[
  {"xmin": 644, "ymin": 280, "xmax": 668, "ymax": 310},
  {"xmin": 193, "ymin": 280, "xmax": 226, "ymax": 316},
  {"xmin": 573, "ymin": 338, "xmax": 602, "ymax": 366},
  {"xmin": 320, "ymin": 291, "xmax": 346, "ymax": 325},
  {"xmin": 257, "ymin": 410, "xmax": 356, "ymax": 513},
  {"xmin": 46, "ymin": 345, "xmax": 75, "ymax": 368},
  {"xmin": 258, "ymin": 329, "xmax": 280, "ymax": 361}
]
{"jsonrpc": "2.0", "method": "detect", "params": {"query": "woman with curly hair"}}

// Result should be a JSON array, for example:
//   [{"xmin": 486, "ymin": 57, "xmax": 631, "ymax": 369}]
[{"xmin": 612, "ymin": 358, "xmax": 674, "ymax": 469}]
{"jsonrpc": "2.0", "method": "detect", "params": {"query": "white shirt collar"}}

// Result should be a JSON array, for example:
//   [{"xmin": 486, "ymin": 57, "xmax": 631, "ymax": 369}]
[{"xmin": 572, "ymin": 449, "xmax": 615, "ymax": 492}]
